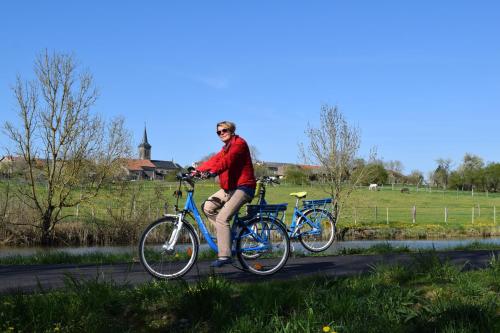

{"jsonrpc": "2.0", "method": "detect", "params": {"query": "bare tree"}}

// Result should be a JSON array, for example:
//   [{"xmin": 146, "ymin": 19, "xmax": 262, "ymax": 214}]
[
  {"xmin": 3, "ymin": 50, "xmax": 131, "ymax": 245},
  {"xmin": 384, "ymin": 160, "xmax": 404, "ymax": 185},
  {"xmin": 407, "ymin": 169, "xmax": 424, "ymax": 186},
  {"xmin": 249, "ymin": 145, "xmax": 260, "ymax": 163},
  {"xmin": 300, "ymin": 104, "xmax": 374, "ymax": 221}
]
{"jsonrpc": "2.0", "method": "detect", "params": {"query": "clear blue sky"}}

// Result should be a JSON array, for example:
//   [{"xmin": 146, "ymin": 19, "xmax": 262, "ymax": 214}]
[{"xmin": 1, "ymin": 1, "xmax": 499, "ymax": 175}]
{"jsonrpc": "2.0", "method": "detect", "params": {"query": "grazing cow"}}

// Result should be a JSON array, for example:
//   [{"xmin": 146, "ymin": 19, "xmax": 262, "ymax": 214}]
[
  {"xmin": 368, "ymin": 184, "xmax": 378, "ymax": 191},
  {"xmin": 400, "ymin": 187, "xmax": 410, "ymax": 194},
  {"xmin": 173, "ymin": 190, "xmax": 183, "ymax": 198}
]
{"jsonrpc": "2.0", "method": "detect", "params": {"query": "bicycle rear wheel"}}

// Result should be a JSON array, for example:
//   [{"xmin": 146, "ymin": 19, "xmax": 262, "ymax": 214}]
[
  {"xmin": 139, "ymin": 216, "xmax": 199, "ymax": 279},
  {"xmin": 236, "ymin": 216, "xmax": 290, "ymax": 275},
  {"xmin": 297, "ymin": 208, "xmax": 336, "ymax": 252}
]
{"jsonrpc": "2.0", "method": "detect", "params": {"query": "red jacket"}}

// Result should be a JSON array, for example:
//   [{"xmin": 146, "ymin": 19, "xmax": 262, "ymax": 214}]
[{"xmin": 198, "ymin": 135, "xmax": 256, "ymax": 191}]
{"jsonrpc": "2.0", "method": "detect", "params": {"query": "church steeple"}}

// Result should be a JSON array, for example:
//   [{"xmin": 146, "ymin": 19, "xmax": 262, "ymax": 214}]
[{"xmin": 138, "ymin": 125, "xmax": 152, "ymax": 160}]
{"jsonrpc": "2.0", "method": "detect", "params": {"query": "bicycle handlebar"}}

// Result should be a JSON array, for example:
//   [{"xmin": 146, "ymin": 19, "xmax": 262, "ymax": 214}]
[{"xmin": 176, "ymin": 170, "xmax": 217, "ymax": 185}]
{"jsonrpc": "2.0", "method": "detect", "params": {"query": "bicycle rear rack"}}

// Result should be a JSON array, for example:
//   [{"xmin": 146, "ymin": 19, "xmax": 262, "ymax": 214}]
[{"xmin": 246, "ymin": 203, "xmax": 288, "ymax": 222}]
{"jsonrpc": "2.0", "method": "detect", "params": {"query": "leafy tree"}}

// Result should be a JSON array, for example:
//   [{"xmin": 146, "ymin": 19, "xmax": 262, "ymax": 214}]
[
  {"xmin": 283, "ymin": 165, "xmax": 307, "ymax": 185},
  {"xmin": 3, "ymin": 51, "xmax": 131, "ymax": 245},
  {"xmin": 459, "ymin": 153, "xmax": 484, "ymax": 191},
  {"xmin": 362, "ymin": 162, "xmax": 388, "ymax": 185},
  {"xmin": 484, "ymin": 163, "xmax": 500, "ymax": 192},
  {"xmin": 432, "ymin": 158, "xmax": 452, "ymax": 189}
]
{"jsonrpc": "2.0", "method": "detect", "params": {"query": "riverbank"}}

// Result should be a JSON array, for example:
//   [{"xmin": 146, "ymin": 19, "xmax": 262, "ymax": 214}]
[
  {"xmin": 341, "ymin": 225, "xmax": 500, "ymax": 240},
  {"xmin": 1, "ymin": 240, "xmax": 499, "ymax": 265},
  {"xmin": 1, "ymin": 252, "xmax": 498, "ymax": 332}
]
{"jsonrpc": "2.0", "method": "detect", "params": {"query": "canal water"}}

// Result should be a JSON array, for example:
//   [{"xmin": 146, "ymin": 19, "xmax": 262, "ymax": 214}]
[{"xmin": 1, "ymin": 238, "xmax": 499, "ymax": 258}]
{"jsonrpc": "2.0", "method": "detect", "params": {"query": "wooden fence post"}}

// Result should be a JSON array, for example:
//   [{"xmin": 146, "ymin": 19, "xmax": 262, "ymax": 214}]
[
  {"xmin": 472, "ymin": 207, "xmax": 474, "ymax": 224},
  {"xmin": 445, "ymin": 207, "xmax": 448, "ymax": 224},
  {"xmin": 412, "ymin": 205, "xmax": 416, "ymax": 224},
  {"xmin": 386, "ymin": 207, "xmax": 389, "ymax": 225},
  {"xmin": 494, "ymin": 206, "xmax": 496, "ymax": 225}
]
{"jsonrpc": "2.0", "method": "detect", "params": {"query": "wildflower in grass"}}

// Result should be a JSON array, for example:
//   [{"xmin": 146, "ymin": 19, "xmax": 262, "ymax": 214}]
[{"xmin": 323, "ymin": 321, "xmax": 339, "ymax": 333}]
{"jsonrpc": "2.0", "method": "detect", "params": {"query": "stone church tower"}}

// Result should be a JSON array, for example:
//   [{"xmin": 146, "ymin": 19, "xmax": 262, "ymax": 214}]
[{"xmin": 138, "ymin": 126, "xmax": 152, "ymax": 160}]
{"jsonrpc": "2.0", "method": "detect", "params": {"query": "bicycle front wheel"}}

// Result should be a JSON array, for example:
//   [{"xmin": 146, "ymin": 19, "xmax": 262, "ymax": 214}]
[
  {"xmin": 236, "ymin": 216, "xmax": 290, "ymax": 275},
  {"xmin": 139, "ymin": 216, "xmax": 199, "ymax": 279},
  {"xmin": 297, "ymin": 208, "xmax": 336, "ymax": 252}
]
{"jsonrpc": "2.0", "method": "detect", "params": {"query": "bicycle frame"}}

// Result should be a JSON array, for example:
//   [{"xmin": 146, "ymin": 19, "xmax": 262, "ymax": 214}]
[
  {"xmin": 174, "ymin": 181, "xmax": 271, "ymax": 255},
  {"xmin": 181, "ymin": 190, "xmax": 220, "ymax": 252},
  {"xmin": 288, "ymin": 206, "xmax": 326, "ymax": 238}
]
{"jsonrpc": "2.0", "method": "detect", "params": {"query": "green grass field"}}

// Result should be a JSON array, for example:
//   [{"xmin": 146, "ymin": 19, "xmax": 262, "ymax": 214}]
[
  {"xmin": 84, "ymin": 180, "xmax": 500, "ymax": 227},
  {"xmin": 2, "ymin": 180, "xmax": 500, "ymax": 245}
]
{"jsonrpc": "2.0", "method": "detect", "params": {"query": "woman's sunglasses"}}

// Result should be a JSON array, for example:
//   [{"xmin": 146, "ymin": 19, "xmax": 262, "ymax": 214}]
[{"xmin": 216, "ymin": 128, "xmax": 230, "ymax": 135}]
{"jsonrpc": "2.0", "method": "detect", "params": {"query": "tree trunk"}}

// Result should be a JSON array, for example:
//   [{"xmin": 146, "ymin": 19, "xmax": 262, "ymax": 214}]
[{"xmin": 40, "ymin": 209, "xmax": 54, "ymax": 246}]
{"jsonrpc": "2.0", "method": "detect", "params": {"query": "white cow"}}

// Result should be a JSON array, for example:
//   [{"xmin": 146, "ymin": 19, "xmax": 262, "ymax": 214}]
[{"xmin": 368, "ymin": 184, "xmax": 378, "ymax": 191}]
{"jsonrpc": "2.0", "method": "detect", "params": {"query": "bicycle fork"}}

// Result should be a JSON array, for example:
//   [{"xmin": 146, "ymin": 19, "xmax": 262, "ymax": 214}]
[{"xmin": 163, "ymin": 214, "xmax": 184, "ymax": 253}]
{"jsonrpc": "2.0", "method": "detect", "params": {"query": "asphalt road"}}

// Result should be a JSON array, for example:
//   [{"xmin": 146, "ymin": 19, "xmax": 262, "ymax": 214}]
[{"xmin": 1, "ymin": 250, "xmax": 498, "ymax": 294}]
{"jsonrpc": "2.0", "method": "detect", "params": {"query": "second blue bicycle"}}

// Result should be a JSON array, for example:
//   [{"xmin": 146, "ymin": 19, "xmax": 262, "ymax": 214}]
[{"xmin": 255, "ymin": 177, "xmax": 337, "ymax": 252}]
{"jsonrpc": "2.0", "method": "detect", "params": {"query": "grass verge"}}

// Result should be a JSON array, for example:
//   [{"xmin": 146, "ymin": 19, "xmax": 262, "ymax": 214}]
[{"xmin": 1, "ymin": 253, "xmax": 499, "ymax": 332}]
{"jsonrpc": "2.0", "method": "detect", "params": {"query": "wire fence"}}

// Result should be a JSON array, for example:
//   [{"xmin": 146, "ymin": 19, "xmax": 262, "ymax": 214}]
[
  {"xmin": 339, "ymin": 205, "xmax": 498, "ymax": 226},
  {"xmin": 56, "ymin": 202, "xmax": 500, "ymax": 228}
]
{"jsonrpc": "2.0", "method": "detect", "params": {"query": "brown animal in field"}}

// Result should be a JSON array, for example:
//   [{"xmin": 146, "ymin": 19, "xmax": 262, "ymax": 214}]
[
  {"xmin": 400, "ymin": 187, "xmax": 410, "ymax": 194},
  {"xmin": 173, "ymin": 190, "xmax": 183, "ymax": 198}
]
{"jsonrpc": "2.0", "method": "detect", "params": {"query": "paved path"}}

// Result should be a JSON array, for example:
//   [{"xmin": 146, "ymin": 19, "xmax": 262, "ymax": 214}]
[{"xmin": 1, "ymin": 250, "xmax": 498, "ymax": 294}]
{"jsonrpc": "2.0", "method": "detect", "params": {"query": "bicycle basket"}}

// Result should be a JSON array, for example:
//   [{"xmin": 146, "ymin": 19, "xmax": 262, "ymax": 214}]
[
  {"xmin": 246, "ymin": 203, "xmax": 288, "ymax": 221},
  {"xmin": 302, "ymin": 198, "xmax": 332, "ymax": 210}
]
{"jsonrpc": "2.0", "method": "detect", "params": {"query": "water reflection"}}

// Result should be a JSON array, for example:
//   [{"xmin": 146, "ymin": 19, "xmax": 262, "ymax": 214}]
[{"xmin": 1, "ymin": 238, "xmax": 499, "ymax": 258}]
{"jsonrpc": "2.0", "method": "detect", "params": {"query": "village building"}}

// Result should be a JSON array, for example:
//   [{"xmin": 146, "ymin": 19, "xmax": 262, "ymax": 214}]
[
  {"xmin": 256, "ymin": 161, "xmax": 322, "ymax": 178},
  {"xmin": 124, "ymin": 127, "xmax": 182, "ymax": 180}
]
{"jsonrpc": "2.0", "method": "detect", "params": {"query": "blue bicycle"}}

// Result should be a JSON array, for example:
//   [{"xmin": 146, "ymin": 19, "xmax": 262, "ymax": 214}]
[
  {"xmin": 139, "ymin": 172, "xmax": 291, "ymax": 279},
  {"xmin": 256, "ymin": 177, "xmax": 336, "ymax": 252}
]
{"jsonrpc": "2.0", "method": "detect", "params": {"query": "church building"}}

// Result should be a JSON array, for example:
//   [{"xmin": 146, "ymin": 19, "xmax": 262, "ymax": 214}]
[{"xmin": 124, "ymin": 127, "xmax": 182, "ymax": 180}]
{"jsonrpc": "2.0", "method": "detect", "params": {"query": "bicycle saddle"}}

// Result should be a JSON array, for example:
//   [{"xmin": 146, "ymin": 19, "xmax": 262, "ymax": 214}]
[{"xmin": 289, "ymin": 191, "xmax": 307, "ymax": 199}]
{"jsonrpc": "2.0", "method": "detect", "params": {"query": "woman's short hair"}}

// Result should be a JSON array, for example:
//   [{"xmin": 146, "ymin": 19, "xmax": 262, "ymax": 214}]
[{"xmin": 216, "ymin": 121, "xmax": 236, "ymax": 133}]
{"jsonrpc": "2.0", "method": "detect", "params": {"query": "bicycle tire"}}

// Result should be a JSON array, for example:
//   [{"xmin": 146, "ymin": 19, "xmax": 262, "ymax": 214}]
[
  {"xmin": 139, "ymin": 216, "xmax": 199, "ymax": 279},
  {"xmin": 236, "ymin": 216, "xmax": 290, "ymax": 275},
  {"xmin": 297, "ymin": 208, "xmax": 336, "ymax": 252}
]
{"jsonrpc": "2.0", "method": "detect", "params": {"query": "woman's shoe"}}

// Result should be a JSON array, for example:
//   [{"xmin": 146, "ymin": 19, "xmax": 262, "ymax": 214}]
[{"xmin": 210, "ymin": 257, "xmax": 233, "ymax": 268}]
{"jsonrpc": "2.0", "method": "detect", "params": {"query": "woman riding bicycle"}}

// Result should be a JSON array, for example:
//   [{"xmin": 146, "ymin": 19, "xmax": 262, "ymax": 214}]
[{"xmin": 195, "ymin": 121, "xmax": 256, "ymax": 267}]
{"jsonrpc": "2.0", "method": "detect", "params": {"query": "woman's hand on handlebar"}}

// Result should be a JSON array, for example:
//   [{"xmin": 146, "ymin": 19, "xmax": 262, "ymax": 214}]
[{"xmin": 190, "ymin": 170, "xmax": 216, "ymax": 179}]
